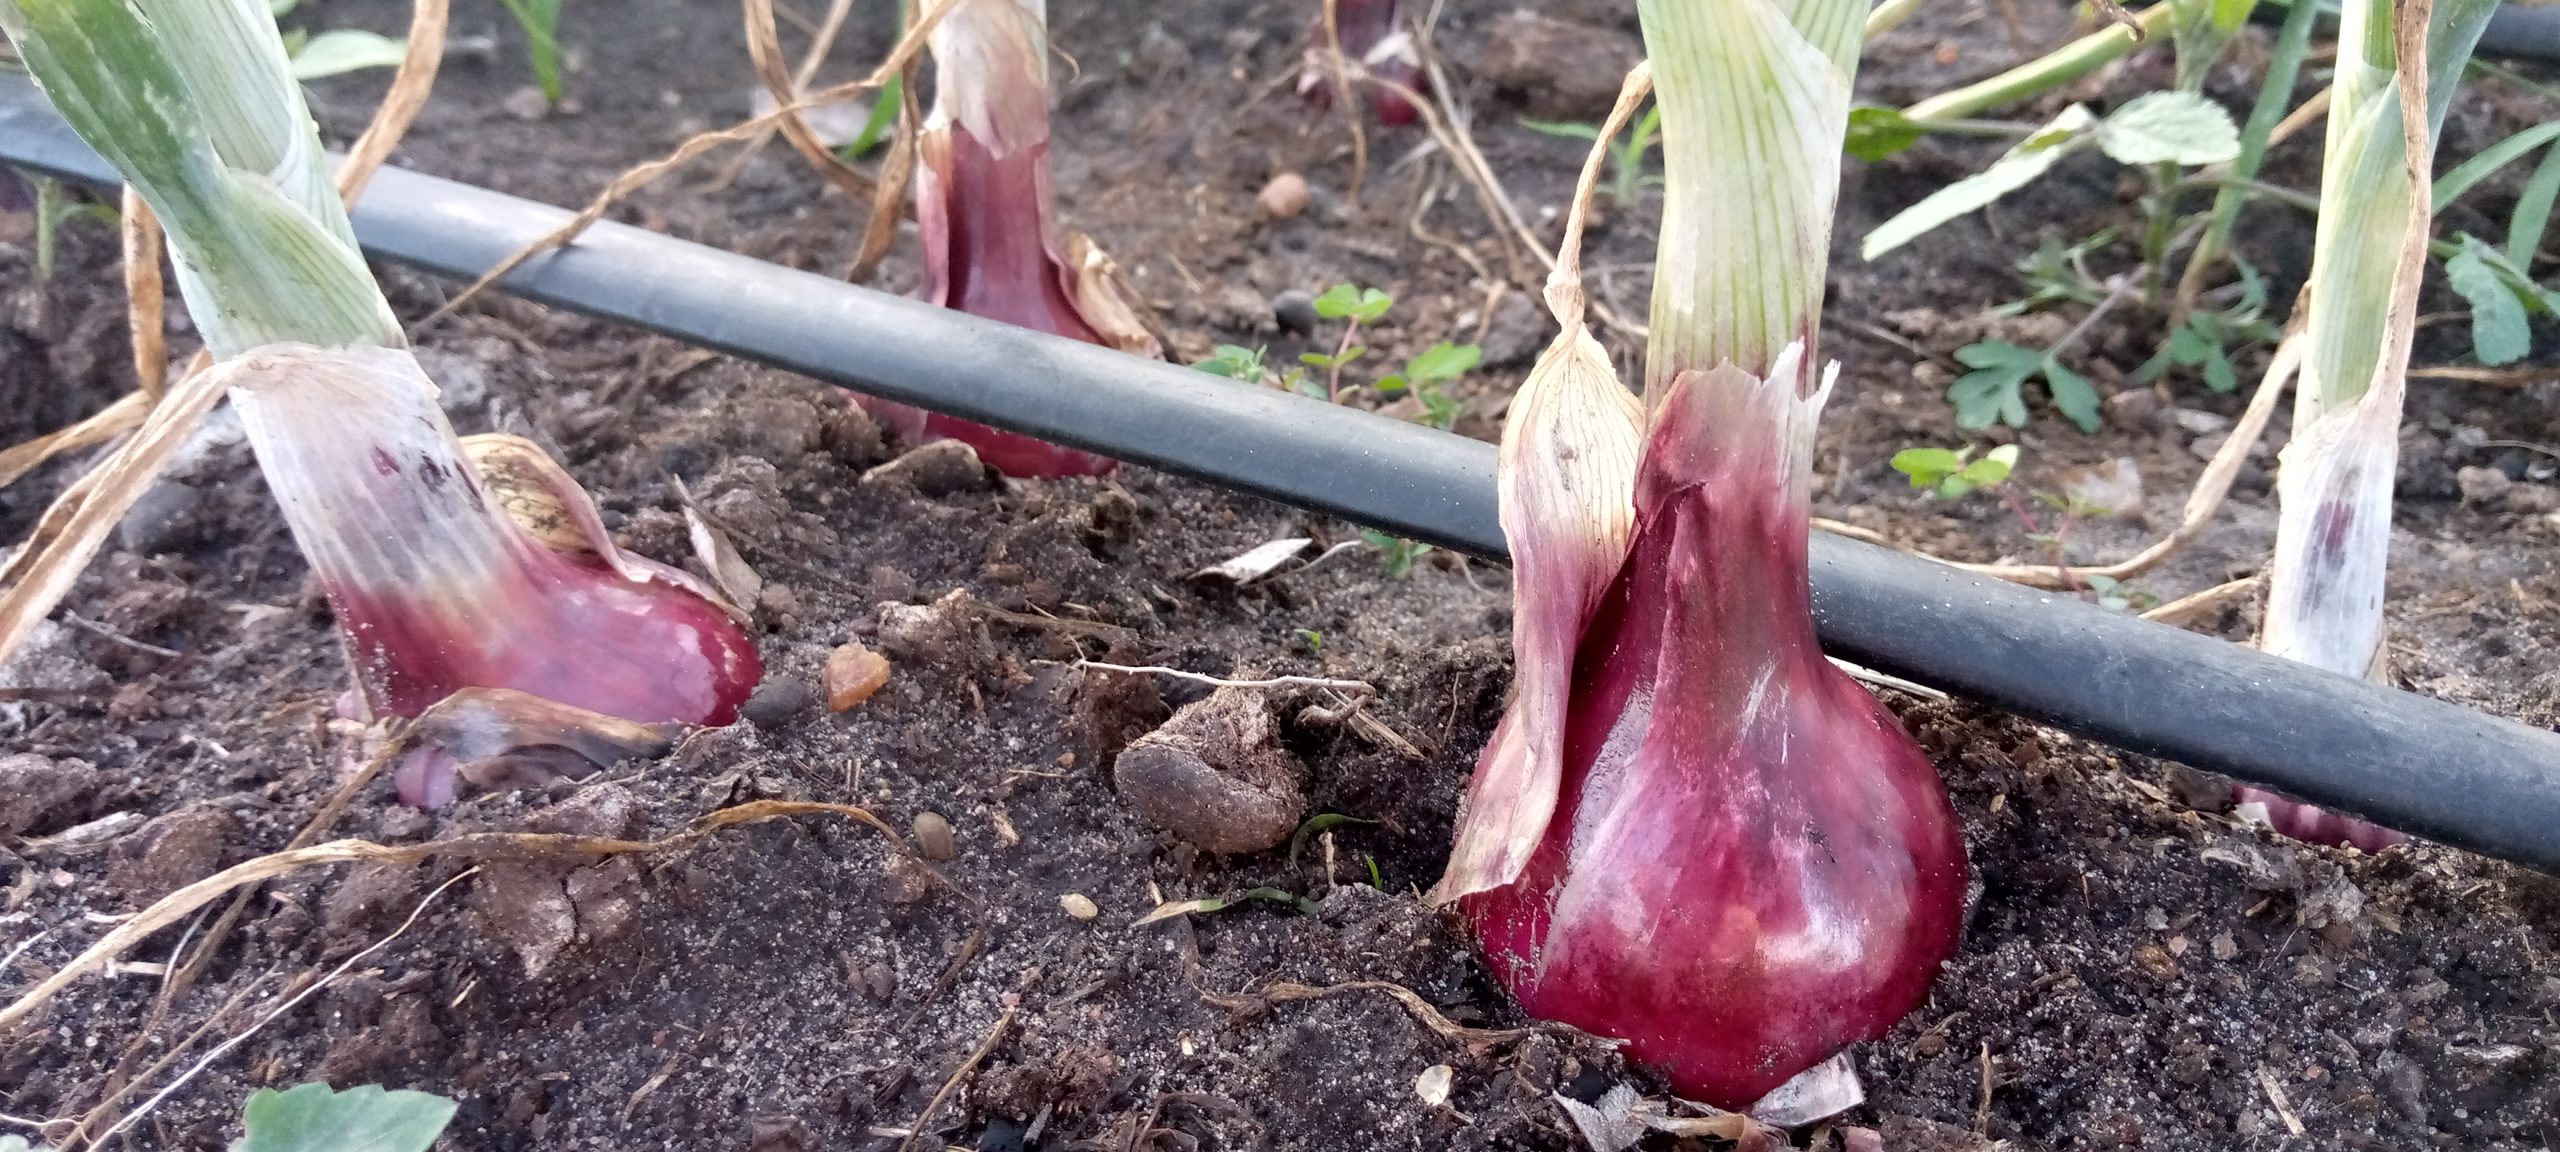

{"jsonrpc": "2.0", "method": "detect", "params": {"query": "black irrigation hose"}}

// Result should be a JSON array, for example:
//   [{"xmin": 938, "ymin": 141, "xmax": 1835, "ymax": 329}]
[
  {"xmin": 6, "ymin": 76, "xmax": 2559, "ymax": 871},
  {"xmin": 2481, "ymin": 4, "xmax": 2560, "ymax": 60}
]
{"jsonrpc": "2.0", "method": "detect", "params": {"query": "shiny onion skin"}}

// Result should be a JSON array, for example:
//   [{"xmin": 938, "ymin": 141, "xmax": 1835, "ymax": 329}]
[
  {"xmin": 2234, "ymin": 787, "xmax": 2406, "ymax": 852},
  {"xmin": 1460, "ymin": 355, "xmax": 1968, "ymax": 1107},
  {"xmin": 881, "ymin": 126, "xmax": 1117, "ymax": 477},
  {"xmin": 853, "ymin": 0, "xmax": 1149, "ymax": 478},
  {"xmin": 231, "ymin": 345, "xmax": 761, "ymax": 805}
]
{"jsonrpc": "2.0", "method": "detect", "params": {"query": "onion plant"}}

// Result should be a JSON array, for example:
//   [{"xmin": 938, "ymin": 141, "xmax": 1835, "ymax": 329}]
[
  {"xmin": 2247, "ymin": 0, "xmax": 2498, "ymax": 848},
  {"xmin": 1439, "ymin": 0, "xmax": 1964, "ymax": 1118},
  {"xmin": 848, "ymin": 0, "xmax": 1161, "ymax": 478},
  {"xmin": 0, "ymin": 0, "xmax": 760, "ymax": 805}
]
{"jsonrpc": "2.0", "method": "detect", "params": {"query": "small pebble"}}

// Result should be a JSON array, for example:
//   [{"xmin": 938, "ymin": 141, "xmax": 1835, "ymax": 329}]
[
  {"xmin": 825, "ymin": 642, "xmax": 892, "ymax": 711},
  {"xmin": 859, "ymin": 962, "xmax": 897, "ymax": 1002},
  {"xmin": 116, "ymin": 480, "xmax": 204, "ymax": 555},
  {"xmin": 1414, "ymin": 1064, "xmax": 1453, "ymax": 1107},
  {"xmin": 741, "ymin": 676, "xmax": 816, "ymax": 727},
  {"xmin": 913, "ymin": 811, "xmax": 956, "ymax": 861},
  {"xmin": 1256, "ymin": 171, "xmax": 1311, "ymax": 219},
  {"xmin": 1059, "ymin": 893, "xmax": 1099, "ymax": 921},
  {"xmin": 1273, "ymin": 289, "xmax": 1319, "ymax": 336}
]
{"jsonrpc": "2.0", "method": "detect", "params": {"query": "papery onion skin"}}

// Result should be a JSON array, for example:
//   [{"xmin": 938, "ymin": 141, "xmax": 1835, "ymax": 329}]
[{"xmin": 1461, "ymin": 358, "xmax": 1967, "ymax": 1108}]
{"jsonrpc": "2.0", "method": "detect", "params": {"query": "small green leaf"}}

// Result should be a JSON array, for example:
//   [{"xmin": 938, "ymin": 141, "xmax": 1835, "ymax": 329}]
[
  {"xmin": 2040, "ymin": 358, "xmax": 2102, "ymax": 433},
  {"xmin": 1890, "ymin": 447, "xmax": 1968, "ymax": 488},
  {"xmin": 2094, "ymin": 91, "xmax": 2241, "ymax": 166},
  {"xmin": 1288, "ymin": 813, "xmax": 1378, "ymax": 871},
  {"xmin": 1191, "ymin": 344, "xmax": 1265, "ymax": 380},
  {"xmin": 1844, "ymin": 104, "xmax": 1927, "ymax": 162},
  {"xmin": 1517, "ymin": 117, "xmax": 1603, "ymax": 141},
  {"xmin": 2506, "ymin": 140, "xmax": 2560, "ymax": 271},
  {"xmin": 840, "ymin": 72, "xmax": 904, "ymax": 159},
  {"xmin": 490, "ymin": 0, "xmax": 565, "ymax": 104},
  {"xmin": 1349, "ymin": 287, "xmax": 1393, "ymax": 323},
  {"xmin": 2446, "ymin": 237, "xmax": 2535, "ymax": 366},
  {"xmin": 1374, "ymin": 374, "xmax": 1409, "ymax": 393},
  {"xmin": 2433, "ymin": 121, "xmax": 2560, "ymax": 212},
  {"xmin": 1962, "ymin": 443, "xmax": 2021, "ymax": 487},
  {"xmin": 1947, "ymin": 341, "xmax": 2045, "ymax": 429},
  {"xmin": 1863, "ymin": 106, "xmax": 2097, "ymax": 260},
  {"xmin": 236, "ymin": 1083, "xmax": 456, "ymax": 1152},
  {"xmin": 288, "ymin": 30, "xmax": 409, "ymax": 80},
  {"xmin": 1403, "ymin": 340, "xmax": 1481, "ymax": 382},
  {"xmin": 1312, "ymin": 283, "xmax": 1365, "ymax": 320},
  {"xmin": 2202, "ymin": 345, "xmax": 2238, "ymax": 393}
]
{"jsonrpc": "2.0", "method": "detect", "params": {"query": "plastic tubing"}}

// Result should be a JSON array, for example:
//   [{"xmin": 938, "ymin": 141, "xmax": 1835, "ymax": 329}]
[{"xmin": 6, "ymin": 75, "xmax": 2557, "ymax": 871}]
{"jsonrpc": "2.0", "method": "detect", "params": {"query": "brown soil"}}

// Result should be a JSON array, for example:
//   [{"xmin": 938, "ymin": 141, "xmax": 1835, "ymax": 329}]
[{"xmin": 4, "ymin": 1, "xmax": 2558, "ymax": 1150}]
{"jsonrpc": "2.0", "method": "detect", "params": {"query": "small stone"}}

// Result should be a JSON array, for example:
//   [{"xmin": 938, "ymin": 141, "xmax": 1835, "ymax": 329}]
[
  {"xmin": 1272, "ymin": 290, "xmax": 1319, "ymax": 336},
  {"xmin": 883, "ymin": 857, "xmax": 934, "ymax": 904},
  {"xmin": 824, "ymin": 642, "xmax": 892, "ymax": 711},
  {"xmin": 500, "ymin": 85, "xmax": 552, "ymax": 121},
  {"xmin": 2210, "ymin": 932, "xmax": 2239, "ymax": 961},
  {"xmin": 1060, "ymin": 893, "xmax": 1099, "ymax": 920},
  {"xmin": 1256, "ymin": 172, "xmax": 1311, "ymax": 220},
  {"xmin": 860, "ymin": 439, "xmax": 989, "ymax": 496},
  {"xmin": 1475, "ymin": 291, "xmax": 1543, "ymax": 368},
  {"xmin": 742, "ymin": 676, "xmax": 816, "ymax": 727},
  {"xmin": 1415, "ymin": 1064, "xmax": 1454, "ymax": 1107},
  {"xmin": 117, "ymin": 480, "xmax": 204, "ymax": 555},
  {"xmin": 866, "ymin": 564, "xmax": 918, "ymax": 603},
  {"xmin": 912, "ymin": 811, "xmax": 956, "ymax": 861},
  {"xmin": 859, "ymin": 961, "xmax": 898, "ymax": 1002},
  {"xmin": 2458, "ymin": 465, "xmax": 2513, "ymax": 506}
]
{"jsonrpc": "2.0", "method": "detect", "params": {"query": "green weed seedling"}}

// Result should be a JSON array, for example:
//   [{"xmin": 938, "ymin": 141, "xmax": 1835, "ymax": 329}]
[
  {"xmin": 1521, "ymin": 103, "xmax": 1661, "ymax": 207},
  {"xmin": 1890, "ymin": 444, "xmax": 2019, "ymax": 500},
  {"xmin": 6, "ymin": 1082, "xmax": 460, "ymax": 1152},
  {"xmin": 1359, "ymin": 528, "xmax": 1432, "ymax": 579},
  {"xmin": 2139, "ymin": 256, "xmax": 2279, "ymax": 394},
  {"xmin": 490, "ymin": 0, "xmax": 565, "ymax": 105}
]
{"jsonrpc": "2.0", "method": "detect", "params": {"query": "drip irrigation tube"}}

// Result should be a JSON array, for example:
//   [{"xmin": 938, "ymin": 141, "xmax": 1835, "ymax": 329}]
[{"xmin": 5, "ymin": 75, "xmax": 2559, "ymax": 871}]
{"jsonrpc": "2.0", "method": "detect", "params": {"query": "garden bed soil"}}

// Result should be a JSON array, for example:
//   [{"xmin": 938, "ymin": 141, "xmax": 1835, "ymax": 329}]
[{"xmin": 4, "ymin": 0, "xmax": 2559, "ymax": 1149}]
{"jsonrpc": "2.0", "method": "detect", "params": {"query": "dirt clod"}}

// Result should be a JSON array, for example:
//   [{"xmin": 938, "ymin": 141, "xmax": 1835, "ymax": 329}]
[
  {"xmin": 875, "ymin": 589, "xmax": 991, "ymax": 670},
  {"xmin": 1478, "ymin": 11, "xmax": 1645, "ymax": 118},
  {"xmin": 105, "ymin": 806, "xmax": 236, "ymax": 901},
  {"xmin": 0, "ymin": 753, "xmax": 96, "ymax": 836},
  {"xmin": 1111, "ymin": 685, "xmax": 1306, "ymax": 854}
]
